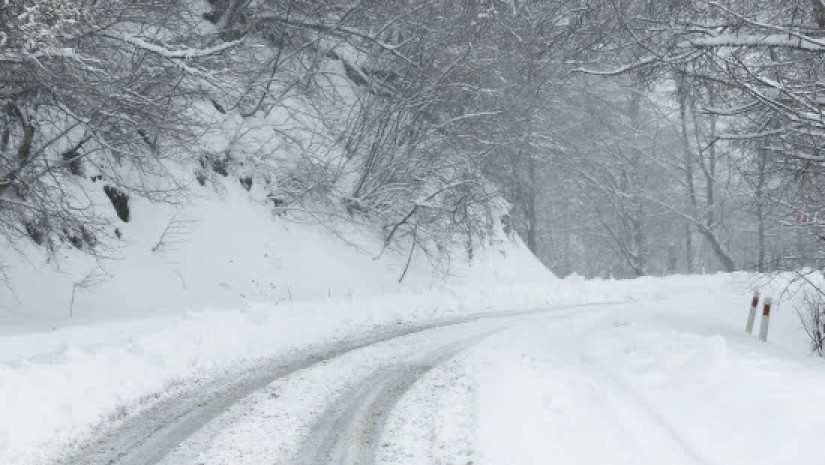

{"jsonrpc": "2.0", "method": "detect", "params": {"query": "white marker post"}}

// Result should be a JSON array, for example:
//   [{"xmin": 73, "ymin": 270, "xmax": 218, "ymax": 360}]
[
  {"xmin": 759, "ymin": 297, "xmax": 772, "ymax": 342},
  {"xmin": 746, "ymin": 292, "xmax": 760, "ymax": 334}
]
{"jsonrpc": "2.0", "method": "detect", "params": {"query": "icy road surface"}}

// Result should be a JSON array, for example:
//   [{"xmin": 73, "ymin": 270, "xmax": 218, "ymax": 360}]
[{"xmin": 51, "ymin": 300, "xmax": 825, "ymax": 465}]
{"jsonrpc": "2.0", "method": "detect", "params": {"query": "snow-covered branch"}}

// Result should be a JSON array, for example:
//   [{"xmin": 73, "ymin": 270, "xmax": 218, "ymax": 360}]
[{"xmin": 110, "ymin": 34, "xmax": 242, "ymax": 60}]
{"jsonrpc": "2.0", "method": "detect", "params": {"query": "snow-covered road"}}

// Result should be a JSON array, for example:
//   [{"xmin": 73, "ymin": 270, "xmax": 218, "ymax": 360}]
[
  {"xmin": 49, "ymin": 304, "xmax": 602, "ymax": 465},
  {"xmin": 292, "ymin": 331, "xmax": 492, "ymax": 465},
  {"xmin": 46, "ymin": 295, "xmax": 825, "ymax": 465}
]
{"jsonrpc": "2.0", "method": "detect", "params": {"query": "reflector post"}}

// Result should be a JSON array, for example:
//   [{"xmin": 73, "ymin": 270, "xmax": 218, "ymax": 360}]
[
  {"xmin": 759, "ymin": 297, "xmax": 772, "ymax": 342},
  {"xmin": 746, "ymin": 292, "xmax": 760, "ymax": 334}
]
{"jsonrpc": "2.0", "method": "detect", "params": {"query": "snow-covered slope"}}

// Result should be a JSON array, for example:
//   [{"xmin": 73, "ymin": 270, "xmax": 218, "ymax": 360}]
[{"xmin": 0, "ymin": 178, "xmax": 548, "ymax": 330}]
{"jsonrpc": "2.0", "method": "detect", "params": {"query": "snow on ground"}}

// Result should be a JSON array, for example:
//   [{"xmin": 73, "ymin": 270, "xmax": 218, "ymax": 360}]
[
  {"xmin": 0, "ymin": 180, "xmax": 822, "ymax": 465},
  {"xmin": 375, "ymin": 297, "xmax": 825, "ymax": 465},
  {"xmin": 0, "ymin": 265, "xmax": 821, "ymax": 464},
  {"xmin": 154, "ymin": 318, "xmax": 505, "ymax": 465},
  {"xmin": 0, "ymin": 277, "xmax": 631, "ymax": 465},
  {"xmin": 0, "ymin": 180, "xmax": 546, "ymax": 331},
  {"xmin": 376, "ymin": 345, "xmax": 479, "ymax": 465},
  {"xmin": 0, "ymin": 266, "xmax": 815, "ymax": 465}
]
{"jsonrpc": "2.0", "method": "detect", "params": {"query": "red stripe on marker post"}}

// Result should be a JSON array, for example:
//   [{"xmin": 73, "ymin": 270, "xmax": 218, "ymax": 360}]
[
  {"xmin": 759, "ymin": 297, "xmax": 772, "ymax": 342},
  {"xmin": 746, "ymin": 292, "xmax": 760, "ymax": 334}
]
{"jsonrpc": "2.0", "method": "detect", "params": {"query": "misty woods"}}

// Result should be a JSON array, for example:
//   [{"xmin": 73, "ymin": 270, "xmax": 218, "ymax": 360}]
[{"xmin": 1, "ymin": 0, "xmax": 824, "ymax": 278}]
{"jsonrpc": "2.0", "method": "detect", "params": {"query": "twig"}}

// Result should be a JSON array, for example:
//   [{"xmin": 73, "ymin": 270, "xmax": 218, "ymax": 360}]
[{"xmin": 398, "ymin": 227, "xmax": 417, "ymax": 283}]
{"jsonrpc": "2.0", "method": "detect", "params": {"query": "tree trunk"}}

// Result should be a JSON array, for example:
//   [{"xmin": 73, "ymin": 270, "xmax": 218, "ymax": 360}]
[
  {"xmin": 685, "ymin": 222, "xmax": 694, "ymax": 273},
  {"xmin": 695, "ymin": 224, "xmax": 735, "ymax": 271},
  {"xmin": 667, "ymin": 243, "xmax": 677, "ymax": 274},
  {"xmin": 814, "ymin": 0, "xmax": 825, "ymax": 28},
  {"xmin": 678, "ymin": 79, "xmax": 734, "ymax": 272},
  {"xmin": 561, "ymin": 199, "xmax": 572, "ymax": 277},
  {"xmin": 678, "ymin": 84, "xmax": 699, "ymax": 218},
  {"xmin": 526, "ymin": 151, "xmax": 538, "ymax": 253},
  {"xmin": 757, "ymin": 206, "xmax": 766, "ymax": 272},
  {"xmin": 706, "ymin": 104, "xmax": 717, "ymax": 230},
  {"xmin": 755, "ymin": 138, "xmax": 769, "ymax": 272},
  {"xmin": 632, "ymin": 208, "xmax": 646, "ymax": 276}
]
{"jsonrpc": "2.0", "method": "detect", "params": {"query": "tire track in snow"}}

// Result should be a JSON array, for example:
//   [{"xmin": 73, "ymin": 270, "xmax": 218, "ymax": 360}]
[
  {"xmin": 292, "ymin": 334, "xmax": 490, "ymax": 465},
  {"xmin": 577, "ymin": 354, "xmax": 716, "ymax": 465}
]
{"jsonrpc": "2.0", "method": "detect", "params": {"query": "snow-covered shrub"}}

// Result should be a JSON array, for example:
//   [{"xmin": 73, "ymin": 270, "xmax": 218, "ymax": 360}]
[{"xmin": 798, "ymin": 287, "xmax": 825, "ymax": 356}]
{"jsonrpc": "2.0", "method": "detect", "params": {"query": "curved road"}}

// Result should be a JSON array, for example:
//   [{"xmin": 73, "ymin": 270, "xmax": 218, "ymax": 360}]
[{"xmin": 53, "ymin": 303, "xmax": 615, "ymax": 465}]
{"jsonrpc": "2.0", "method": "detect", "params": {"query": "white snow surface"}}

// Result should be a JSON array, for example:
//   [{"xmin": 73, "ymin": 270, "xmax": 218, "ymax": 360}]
[
  {"xmin": 0, "ymin": 180, "xmax": 549, "ymax": 330},
  {"xmin": 75, "ymin": 289, "xmax": 822, "ymax": 465},
  {"xmin": 468, "ymin": 302, "xmax": 825, "ymax": 465},
  {"xmin": 0, "ymin": 181, "xmax": 823, "ymax": 464}
]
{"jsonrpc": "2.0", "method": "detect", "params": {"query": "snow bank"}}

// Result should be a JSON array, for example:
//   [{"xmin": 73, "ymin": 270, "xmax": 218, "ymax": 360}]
[{"xmin": 470, "ymin": 296, "xmax": 825, "ymax": 465}]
